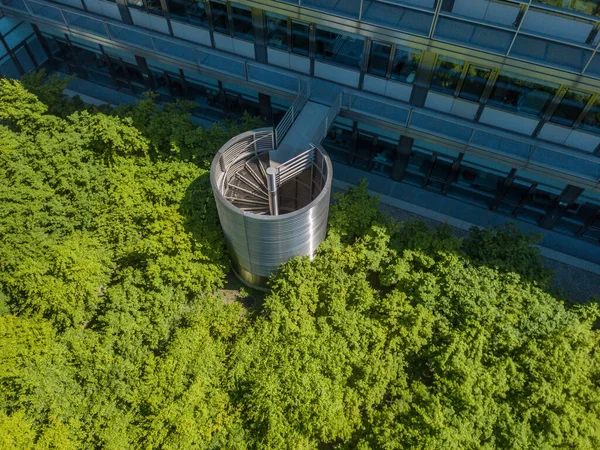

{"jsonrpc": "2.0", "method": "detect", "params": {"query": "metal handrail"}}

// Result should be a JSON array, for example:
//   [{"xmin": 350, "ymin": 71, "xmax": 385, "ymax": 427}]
[
  {"xmin": 276, "ymin": 145, "xmax": 316, "ymax": 185},
  {"xmin": 220, "ymin": 131, "xmax": 275, "ymax": 193},
  {"xmin": 313, "ymin": 92, "xmax": 342, "ymax": 145},
  {"xmin": 3, "ymin": 0, "xmax": 599, "ymax": 187},
  {"xmin": 344, "ymin": 90, "xmax": 600, "ymax": 184},
  {"xmin": 274, "ymin": 79, "xmax": 311, "ymax": 147}
]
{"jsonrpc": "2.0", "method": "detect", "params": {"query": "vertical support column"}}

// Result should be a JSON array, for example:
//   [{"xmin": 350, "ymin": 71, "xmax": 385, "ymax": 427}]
[
  {"xmin": 115, "ymin": 0, "xmax": 134, "ymax": 25},
  {"xmin": 539, "ymin": 185, "xmax": 584, "ymax": 229},
  {"xmin": 259, "ymin": 92, "xmax": 273, "ymax": 126},
  {"xmin": 410, "ymin": 51, "xmax": 436, "ymax": 108},
  {"xmin": 266, "ymin": 167, "xmax": 279, "ymax": 216},
  {"xmin": 252, "ymin": 7, "xmax": 267, "ymax": 64},
  {"xmin": 135, "ymin": 55, "xmax": 153, "ymax": 90},
  {"xmin": 391, "ymin": 135, "xmax": 413, "ymax": 181}
]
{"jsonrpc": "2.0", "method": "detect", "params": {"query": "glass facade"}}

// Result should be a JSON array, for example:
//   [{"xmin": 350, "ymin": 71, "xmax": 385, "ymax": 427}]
[
  {"xmin": 2, "ymin": 0, "xmax": 600, "ymax": 250},
  {"xmin": 390, "ymin": 45, "xmax": 420, "ymax": 83},
  {"xmin": 315, "ymin": 25, "xmax": 364, "ymax": 69},
  {"xmin": 487, "ymin": 72, "xmax": 559, "ymax": 117},
  {"xmin": 429, "ymin": 56, "xmax": 465, "ymax": 95},
  {"xmin": 168, "ymin": 0, "xmax": 208, "ymax": 27}
]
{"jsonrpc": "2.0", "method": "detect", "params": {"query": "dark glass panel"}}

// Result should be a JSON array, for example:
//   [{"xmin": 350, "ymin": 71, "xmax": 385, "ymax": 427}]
[
  {"xmin": 429, "ymin": 55, "xmax": 465, "ymax": 95},
  {"xmin": 459, "ymin": 65, "xmax": 491, "ymax": 102},
  {"xmin": 367, "ymin": 41, "xmax": 391, "ymax": 77},
  {"xmin": 551, "ymin": 89, "xmax": 592, "ymax": 127},
  {"xmin": 487, "ymin": 71, "xmax": 558, "ymax": 117},
  {"xmin": 231, "ymin": 4, "xmax": 253, "ymax": 40},
  {"xmin": 210, "ymin": 1, "xmax": 229, "ymax": 34},
  {"xmin": 266, "ymin": 12, "xmax": 288, "ymax": 50},
  {"xmin": 291, "ymin": 21, "xmax": 309, "ymax": 56},
  {"xmin": 390, "ymin": 45, "xmax": 420, "ymax": 83}
]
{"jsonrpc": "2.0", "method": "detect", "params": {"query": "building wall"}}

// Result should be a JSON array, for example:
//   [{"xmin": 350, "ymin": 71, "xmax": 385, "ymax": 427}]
[{"xmin": 0, "ymin": 0, "xmax": 599, "ymax": 248}]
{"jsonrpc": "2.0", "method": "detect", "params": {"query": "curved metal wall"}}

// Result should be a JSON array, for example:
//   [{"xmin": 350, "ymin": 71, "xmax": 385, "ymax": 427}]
[{"xmin": 210, "ymin": 129, "xmax": 332, "ymax": 290}]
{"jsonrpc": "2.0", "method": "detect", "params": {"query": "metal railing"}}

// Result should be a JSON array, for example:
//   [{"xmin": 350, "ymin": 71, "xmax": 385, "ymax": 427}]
[
  {"xmin": 276, "ymin": 145, "xmax": 316, "ymax": 186},
  {"xmin": 273, "ymin": 78, "xmax": 310, "ymax": 148},
  {"xmin": 218, "ymin": 130, "xmax": 274, "ymax": 193},
  {"xmin": 342, "ymin": 91, "xmax": 600, "ymax": 187},
  {"xmin": 3, "ymin": 0, "xmax": 599, "ymax": 189},
  {"xmin": 312, "ymin": 91, "xmax": 342, "ymax": 145},
  {"xmin": 0, "ymin": 0, "xmax": 301, "ymax": 94}
]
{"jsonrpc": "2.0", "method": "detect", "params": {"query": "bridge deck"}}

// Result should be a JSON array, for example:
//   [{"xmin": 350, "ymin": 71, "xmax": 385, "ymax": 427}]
[{"xmin": 270, "ymin": 101, "xmax": 331, "ymax": 166}]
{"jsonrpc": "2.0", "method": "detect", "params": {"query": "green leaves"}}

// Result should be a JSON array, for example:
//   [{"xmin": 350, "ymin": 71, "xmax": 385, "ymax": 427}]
[{"xmin": 1, "ymin": 76, "xmax": 598, "ymax": 450}]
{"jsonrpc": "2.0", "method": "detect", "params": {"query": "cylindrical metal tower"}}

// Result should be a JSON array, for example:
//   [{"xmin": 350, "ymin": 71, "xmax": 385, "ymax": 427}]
[{"xmin": 210, "ymin": 128, "xmax": 332, "ymax": 289}]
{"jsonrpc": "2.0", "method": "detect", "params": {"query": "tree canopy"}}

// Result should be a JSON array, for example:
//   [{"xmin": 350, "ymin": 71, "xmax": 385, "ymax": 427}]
[{"xmin": 0, "ymin": 75, "xmax": 598, "ymax": 449}]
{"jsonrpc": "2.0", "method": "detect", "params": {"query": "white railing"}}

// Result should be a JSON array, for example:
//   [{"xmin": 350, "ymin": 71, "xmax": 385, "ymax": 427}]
[
  {"xmin": 219, "ymin": 130, "xmax": 274, "ymax": 193},
  {"xmin": 274, "ymin": 79, "xmax": 311, "ymax": 147},
  {"xmin": 312, "ymin": 91, "xmax": 342, "ymax": 145},
  {"xmin": 276, "ymin": 146, "xmax": 316, "ymax": 185}
]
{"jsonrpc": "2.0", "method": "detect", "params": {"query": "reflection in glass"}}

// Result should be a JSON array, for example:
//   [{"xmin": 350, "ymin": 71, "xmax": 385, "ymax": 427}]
[
  {"xmin": 231, "ymin": 4, "xmax": 253, "ymax": 41},
  {"xmin": 459, "ymin": 65, "xmax": 491, "ymax": 102},
  {"xmin": 315, "ymin": 25, "xmax": 365, "ymax": 69},
  {"xmin": 291, "ymin": 21, "xmax": 309, "ymax": 56},
  {"xmin": 487, "ymin": 71, "xmax": 558, "ymax": 117},
  {"xmin": 266, "ymin": 12, "xmax": 287, "ymax": 50},
  {"xmin": 127, "ymin": 0, "xmax": 144, "ymax": 9},
  {"xmin": 210, "ymin": 1, "xmax": 229, "ymax": 34},
  {"xmin": 579, "ymin": 98, "xmax": 600, "ymax": 134},
  {"xmin": 551, "ymin": 89, "xmax": 592, "ymax": 127},
  {"xmin": 145, "ymin": 0, "xmax": 163, "ymax": 15},
  {"xmin": 168, "ymin": 0, "xmax": 208, "ymax": 26},
  {"xmin": 532, "ymin": 0, "xmax": 600, "ymax": 17},
  {"xmin": 367, "ymin": 41, "xmax": 391, "ymax": 77},
  {"xmin": 390, "ymin": 45, "xmax": 420, "ymax": 84},
  {"xmin": 429, "ymin": 55, "xmax": 464, "ymax": 95}
]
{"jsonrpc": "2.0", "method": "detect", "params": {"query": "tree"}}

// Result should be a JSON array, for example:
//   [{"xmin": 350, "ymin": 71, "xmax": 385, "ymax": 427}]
[
  {"xmin": 1, "ymin": 75, "xmax": 598, "ymax": 450},
  {"xmin": 0, "ymin": 76, "xmax": 257, "ymax": 448},
  {"xmin": 230, "ymin": 181, "xmax": 600, "ymax": 449}
]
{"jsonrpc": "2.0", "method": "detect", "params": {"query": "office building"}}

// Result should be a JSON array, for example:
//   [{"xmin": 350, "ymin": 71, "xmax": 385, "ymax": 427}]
[{"xmin": 1, "ymin": 0, "xmax": 599, "ymax": 264}]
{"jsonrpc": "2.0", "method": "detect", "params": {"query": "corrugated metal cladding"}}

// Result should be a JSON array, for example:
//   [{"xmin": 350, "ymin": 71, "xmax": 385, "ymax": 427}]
[{"xmin": 210, "ymin": 129, "xmax": 332, "ymax": 290}]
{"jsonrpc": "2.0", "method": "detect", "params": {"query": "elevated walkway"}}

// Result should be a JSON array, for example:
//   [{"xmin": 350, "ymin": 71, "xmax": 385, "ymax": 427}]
[{"xmin": 270, "ymin": 101, "xmax": 331, "ymax": 165}]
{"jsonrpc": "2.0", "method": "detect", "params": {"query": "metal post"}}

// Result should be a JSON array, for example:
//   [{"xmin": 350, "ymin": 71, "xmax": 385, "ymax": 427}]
[{"xmin": 266, "ymin": 167, "xmax": 279, "ymax": 216}]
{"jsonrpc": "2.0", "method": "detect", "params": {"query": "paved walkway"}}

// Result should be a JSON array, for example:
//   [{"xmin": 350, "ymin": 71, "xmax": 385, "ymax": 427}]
[
  {"xmin": 270, "ymin": 101, "xmax": 331, "ymax": 165},
  {"xmin": 332, "ymin": 180, "xmax": 600, "ymax": 302}
]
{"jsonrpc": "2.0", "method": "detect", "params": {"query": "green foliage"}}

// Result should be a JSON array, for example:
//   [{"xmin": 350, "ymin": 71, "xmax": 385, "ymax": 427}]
[
  {"xmin": 328, "ymin": 179, "xmax": 386, "ymax": 242},
  {"xmin": 21, "ymin": 69, "xmax": 84, "ymax": 117},
  {"xmin": 0, "ymin": 77, "xmax": 260, "ymax": 448},
  {"xmin": 464, "ymin": 223, "xmax": 553, "ymax": 289},
  {"xmin": 230, "ymin": 181, "xmax": 599, "ymax": 449},
  {"xmin": 1, "ymin": 78, "xmax": 598, "ymax": 450}
]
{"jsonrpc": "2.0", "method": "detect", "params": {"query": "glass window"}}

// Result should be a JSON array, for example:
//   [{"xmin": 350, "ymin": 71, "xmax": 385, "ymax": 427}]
[
  {"xmin": 127, "ymin": 0, "xmax": 144, "ymax": 10},
  {"xmin": 315, "ymin": 26, "xmax": 365, "ymax": 69},
  {"xmin": 533, "ymin": 0, "xmax": 600, "ymax": 18},
  {"xmin": 578, "ymin": 98, "xmax": 600, "ymax": 134},
  {"xmin": 487, "ymin": 71, "xmax": 559, "ymax": 117},
  {"xmin": 368, "ymin": 41, "xmax": 391, "ymax": 77},
  {"xmin": 210, "ymin": 1, "xmax": 229, "ymax": 34},
  {"xmin": 168, "ymin": 0, "xmax": 208, "ymax": 27},
  {"xmin": 322, "ymin": 118, "xmax": 353, "ymax": 164},
  {"xmin": 291, "ymin": 21, "xmax": 309, "ymax": 56},
  {"xmin": 429, "ymin": 55, "xmax": 465, "ymax": 95},
  {"xmin": 266, "ymin": 12, "xmax": 287, "ymax": 50},
  {"xmin": 458, "ymin": 64, "xmax": 491, "ymax": 102},
  {"xmin": 550, "ymin": 89, "xmax": 592, "ymax": 127},
  {"xmin": 390, "ymin": 45, "xmax": 420, "ymax": 84},
  {"xmin": 145, "ymin": 0, "xmax": 163, "ymax": 15},
  {"xmin": 231, "ymin": 4, "xmax": 253, "ymax": 40}
]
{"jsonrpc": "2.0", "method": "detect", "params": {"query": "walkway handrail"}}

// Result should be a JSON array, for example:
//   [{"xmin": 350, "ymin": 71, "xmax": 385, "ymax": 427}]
[
  {"xmin": 219, "ymin": 130, "xmax": 275, "ymax": 192},
  {"xmin": 274, "ymin": 79, "xmax": 311, "ymax": 148},
  {"xmin": 312, "ymin": 92, "xmax": 343, "ymax": 145},
  {"xmin": 276, "ymin": 146, "xmax": 316, "ymax": 185}
]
